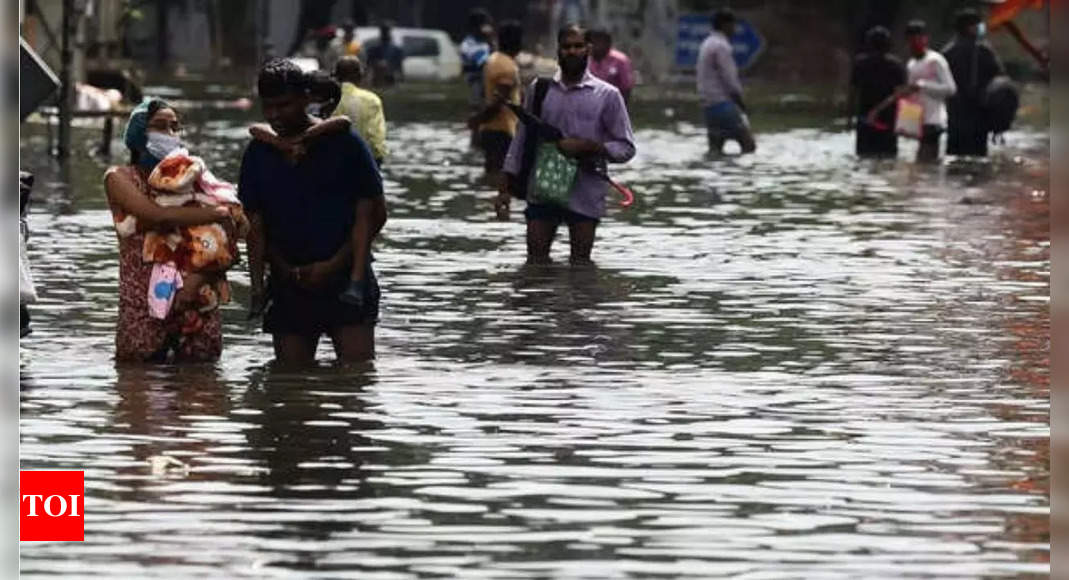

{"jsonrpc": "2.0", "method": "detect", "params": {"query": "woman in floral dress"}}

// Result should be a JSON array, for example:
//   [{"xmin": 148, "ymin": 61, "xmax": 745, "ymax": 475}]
[{"xmin": 105, "ymin": 99, "xmax": 238, "ymax": 362}]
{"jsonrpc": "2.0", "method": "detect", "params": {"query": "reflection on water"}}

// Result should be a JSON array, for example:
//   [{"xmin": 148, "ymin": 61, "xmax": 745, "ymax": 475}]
[{"xmin": 19, "ymin": 106, "xmax": 1048, "ymax": 577}]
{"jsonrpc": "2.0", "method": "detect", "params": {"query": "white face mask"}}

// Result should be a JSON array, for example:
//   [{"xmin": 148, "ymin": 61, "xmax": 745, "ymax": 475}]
[
  {"xmin": 145, "ymin": 132, "xmax": 183, "ymax": 160},
  {"xmin": 977, "ymin": 22, "xmax": 987, "ymax": 38}
]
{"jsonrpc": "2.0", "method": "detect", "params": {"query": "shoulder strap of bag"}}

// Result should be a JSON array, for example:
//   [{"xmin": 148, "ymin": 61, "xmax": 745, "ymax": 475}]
[
  {"xmin": 532, "ymin": 77, "xmax": 550, "ymax": 118},
  {"xmin": 509, "ymin": 78, "xmax": 552, "ymax": 200}
]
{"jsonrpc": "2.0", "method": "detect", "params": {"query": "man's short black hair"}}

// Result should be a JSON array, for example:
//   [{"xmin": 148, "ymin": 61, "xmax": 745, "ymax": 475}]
[
  {"xmin": 257, "ymin": 57, "xmax": 307, "ymax": 98},
  {"xmin": 498, "ymin": 20, "xmax": 523, "ymax": 55},
  {"xmin": 306, "ymin": 70, "xmax": 340, "ymax": 103},
  {"xmin": 865, "ymin": 25, "xmax": 892, "ymax": 53},
  {"xmin": 712, "ymin": 8, "xmax": 736, "ymax": 31},
  {"xmin": 905, "ymin": 19, "xmax": 927, "ymax": 36},
  {"xmin": 558, "ymin": 23, "xmax": 586, "ymax": 46},
  {"xmin": 955, "ymin": 8, "xmax": 981, "ymax": 34},
  {"xmin": 587, "ymin": 27, "xmax": 611, "ymax": 43},
  {"xmin": 146, "ymin": 98, "xmax": 172, "ymax": 122},
  {"xmin": 469, "ymin": 8, "xmax": 491, "ymax": 31}
]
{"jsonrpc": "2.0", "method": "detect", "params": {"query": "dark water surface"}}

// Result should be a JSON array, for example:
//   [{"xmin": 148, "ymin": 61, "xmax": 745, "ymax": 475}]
[{"xmin": 19, "ymin": 100, "xmax": 1048, "ymax": 578}]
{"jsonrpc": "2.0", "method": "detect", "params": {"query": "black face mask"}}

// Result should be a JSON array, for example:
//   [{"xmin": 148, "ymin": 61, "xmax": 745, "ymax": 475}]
[{"xmin": 560, "ymin": 53, "xmax": 588, "ymax": 76}]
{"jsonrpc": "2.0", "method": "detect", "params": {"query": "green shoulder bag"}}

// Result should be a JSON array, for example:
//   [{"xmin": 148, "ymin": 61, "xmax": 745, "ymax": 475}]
[{"xmin": 529, "ymin": 142, "xmax": 578, "ymax": 208}]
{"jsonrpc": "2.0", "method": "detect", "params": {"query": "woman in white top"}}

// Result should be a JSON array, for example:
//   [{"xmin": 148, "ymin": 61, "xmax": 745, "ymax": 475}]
[{"xmin": 903, "ymin": 20, "xmax": 956, "ymax": 162}]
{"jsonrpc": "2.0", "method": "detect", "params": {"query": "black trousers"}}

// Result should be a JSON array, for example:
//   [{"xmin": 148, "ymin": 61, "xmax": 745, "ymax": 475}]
[
  {"xmin": 947, "ymin": 100, "xmax": 989, "ymax": 157},
  {"xmin": 855, "ymin": 123, "xmax": 897, "ymax": 157}
]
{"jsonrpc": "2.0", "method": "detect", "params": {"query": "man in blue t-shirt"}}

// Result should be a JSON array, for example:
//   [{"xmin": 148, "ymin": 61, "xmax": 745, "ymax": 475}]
[{"xmin": 240, "ymin": 58, "xmax": 387, "ymax": 365}]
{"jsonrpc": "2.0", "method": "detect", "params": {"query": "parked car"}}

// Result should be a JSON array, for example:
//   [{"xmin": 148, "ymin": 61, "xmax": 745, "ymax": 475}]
[
  {"xmin": 354, "ymin": 27, "xmax": 462, "ymax": 81},
  {"xmin": 288, "ymin": 57, "xmax": 321, "ymax": 73}
]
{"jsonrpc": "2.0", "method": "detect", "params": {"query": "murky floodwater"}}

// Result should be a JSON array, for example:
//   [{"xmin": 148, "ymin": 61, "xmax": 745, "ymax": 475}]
[{"xmin": 19, "ymin": 97, "xmax": 1049, "ymax": 578}]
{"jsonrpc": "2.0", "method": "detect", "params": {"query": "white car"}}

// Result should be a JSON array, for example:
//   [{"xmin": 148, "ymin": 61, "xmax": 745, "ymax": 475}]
[{"xmin": 354, "ymin": 27, "xmax": 461, "ymax": 81}]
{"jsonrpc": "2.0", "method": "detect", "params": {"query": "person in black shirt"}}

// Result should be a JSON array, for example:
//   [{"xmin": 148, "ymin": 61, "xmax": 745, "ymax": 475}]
[
  {"xmin": 847, "ymin": 26, "xmax": 906, "ymax": 158},
  {"xmin": 943, "ymin": 8, "xmax": 1005, "ymax": 157},
  {"xmin": 240, "ymin": 58, "xmax": 387, "ymax": 365}
]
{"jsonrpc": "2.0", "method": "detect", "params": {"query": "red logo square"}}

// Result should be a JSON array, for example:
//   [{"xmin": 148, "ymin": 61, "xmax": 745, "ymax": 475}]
[{"xmin": 20, "ymin": 471, "xmax": 84, "ymax": 541}]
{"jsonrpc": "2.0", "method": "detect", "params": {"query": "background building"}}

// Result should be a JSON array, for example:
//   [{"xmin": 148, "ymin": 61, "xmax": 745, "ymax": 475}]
[{"xmin": 19, "ymin": 0, "xmax": 1049, "ymax": 87}]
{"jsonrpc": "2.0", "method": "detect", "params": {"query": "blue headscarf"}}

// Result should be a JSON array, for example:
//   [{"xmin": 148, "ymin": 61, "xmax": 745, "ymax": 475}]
[{"xmin": 123, "ymin": 97, "xmax": 167, "ymax": 170}]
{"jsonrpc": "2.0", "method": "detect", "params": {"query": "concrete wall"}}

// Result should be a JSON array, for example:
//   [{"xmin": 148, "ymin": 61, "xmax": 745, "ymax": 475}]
[
  {"xmin": 730, "ymin": 1, "xmax": 853, "ymax": 85},
  {"xmin": 265, "ymin": 0, "xmax": 302, "ymax": 61},
  {"xmin": 594, "ymin": 0, "xmax": 679, "ymax": 84}
]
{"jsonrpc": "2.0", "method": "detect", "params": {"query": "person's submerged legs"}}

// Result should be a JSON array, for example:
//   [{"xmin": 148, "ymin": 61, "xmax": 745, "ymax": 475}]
[
  {"xmin": 526, "ymin": 219, "xmax": 558, "ymax": 265},
  {"xmin": 567, "ymin": 219, "xmax": 597, "ymax": 266},
  {"xmin": 917, "ymin": 124, "xmax": 943, "ymax": 163},
  {"xmin": 272, "ymin": 333, "xmax": 319, "ymax": 367},
  {"xmin": 329, "ymin": 323, "xmax": 375, "ymax": 363},
  {"xmin": 736, "ymin": 125, "xmax": 757, "ymax": 154},
  {"xmin": 704, "ymin": 104, "xmax": 726, "ymax": 156},
  {"xmin": 705, "ymin": 101, "xmax": 754, "ymax": 156}
]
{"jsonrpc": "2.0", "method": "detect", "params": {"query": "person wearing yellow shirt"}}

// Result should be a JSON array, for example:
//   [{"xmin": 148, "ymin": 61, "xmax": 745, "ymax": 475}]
[
  {"xmin": 468, "ymin": 21, "xmax": 523, "ymax": 187},
  {"xmin": 332, "ymin": 56, "xmax": 388, "ymax": 166},
  {"xmin": 324, "ymin": 20, "xmax": 363, "ymax": 74}
]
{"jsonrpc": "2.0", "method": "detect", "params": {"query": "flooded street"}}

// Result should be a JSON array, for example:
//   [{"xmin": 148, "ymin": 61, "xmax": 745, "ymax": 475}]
[{"xmin": 19, "ymin": 100, "xmax": 1049, "ymax": 577}]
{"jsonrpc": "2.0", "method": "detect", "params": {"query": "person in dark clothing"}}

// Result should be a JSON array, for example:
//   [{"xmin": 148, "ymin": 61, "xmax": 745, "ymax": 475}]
[
  {"xmin": 240, "ymin": 58, "xmax": 387, "ymax": 365},
  {"xmin": 306, "ymin": 70, "xmax": 342, "ymax": 118},
  {"xmin": 943, "ymin": 8, "xmax": 1005, "ymax": 157},
  {"xmin": 848, "ymin": 26, "xmax": 907, "ymax": 157},
  {"xmin": 366, "ymin": 22, "xmax": 404, "ymax": 87}
]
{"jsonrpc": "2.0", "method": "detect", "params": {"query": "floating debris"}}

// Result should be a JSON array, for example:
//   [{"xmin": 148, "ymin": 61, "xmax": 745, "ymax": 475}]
[{"xmin": 148, "ymin": 455, "xmax": 190, "ymax": 477}]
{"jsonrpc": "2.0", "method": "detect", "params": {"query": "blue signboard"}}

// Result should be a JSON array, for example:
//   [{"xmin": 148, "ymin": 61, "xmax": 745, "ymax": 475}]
[
  {"xmin": 731, "ymin": 19, "xmax": 765, "ymax": 70},
  {"xmin": 675, "ymin": 14, "xmax": 765, "ymax": 70},
  {"xmin": 675, "ymin": 14, "xmax": 710, "ymax": 69}
]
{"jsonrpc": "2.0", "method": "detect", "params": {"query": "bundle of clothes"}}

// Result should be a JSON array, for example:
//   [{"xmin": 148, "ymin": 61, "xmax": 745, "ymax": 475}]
[{"xmin": 113, "ymin": 146, "xmax": 249, "ymax": 332}]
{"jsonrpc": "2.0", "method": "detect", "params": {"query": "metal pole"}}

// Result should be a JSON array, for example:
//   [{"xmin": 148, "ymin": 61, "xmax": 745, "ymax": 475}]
[
  {"xmin": 261, "ymin": 0, "xmax": 273, "ymax": 62},
  {"xmin": 57, "ymin": 0, "xmax": 74, "ymax": 159},
  {"xmin": 253, "ymin": 0, "xmax": 260, "ymax": 68},
  {"xmin": 100, "ymin": 115, "xmax": 113, "ymax": 158},
  {"xmin": 46, "ymin": 111, "xmax": 54, "ymax": 153},
  {"xmin": 157, "ymin": 0, "xmax": 168, "ymax": 68}
]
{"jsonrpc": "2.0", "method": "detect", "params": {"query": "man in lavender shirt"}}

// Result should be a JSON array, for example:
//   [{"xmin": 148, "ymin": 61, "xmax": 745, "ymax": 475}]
[{"xmin": 497, "ymin": 24, "xmax": 636, "ymax": 265}]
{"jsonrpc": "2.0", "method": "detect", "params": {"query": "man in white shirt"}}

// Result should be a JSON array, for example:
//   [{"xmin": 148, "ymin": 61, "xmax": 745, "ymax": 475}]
[
  {"xmin": 696, "ymin": 9, "xmax": 755, "ymax": 156},
  {"xmin": 903, "ymin": 20, "xmax": 956, "ymax": 162}
]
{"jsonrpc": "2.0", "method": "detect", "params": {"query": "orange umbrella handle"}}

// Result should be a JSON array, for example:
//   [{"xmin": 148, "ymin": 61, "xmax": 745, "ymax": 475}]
[{"xmin": 608, "ymin": 179, "xmax": 635, "ymax": 208}]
